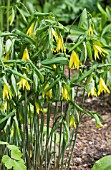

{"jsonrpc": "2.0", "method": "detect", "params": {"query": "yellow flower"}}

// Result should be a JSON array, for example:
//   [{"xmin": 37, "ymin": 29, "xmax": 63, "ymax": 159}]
[
  {"xmin": 70, "ymin": 116, "xmax": 76, "ymax": 128},
  {"xmin": 94, "ymin": 114, "xmax": 104, "ymax": 128},
  {"xmin": 22, "ymin": 49, "xmax": 29, "ymax": 61},
  {"xmin": 17, "ymin": 76, "xmax": 30, "ymax": 90},
  {"xmin": 43, "ymin": 83, "xmax": 52, "ymax": 99},
  {"xmin": 35, "ymin": 102, "xmax": 40, "ymax": 114},
  {"xmin": 61, "ymin": 85, "xmax": 70, "ymax": 100},
  {"xmin": 98, "ymin": 78, "xmax": 110, "ymax": 95},
  {"xmin": 88, "ymin": 26, "xmax": 94, "ymax": 36},
  {"xmin": 4, "ymin": 53, "xmax": 10, "ymax": 61},
  {"xmin": 88, "ymin": 79, "xmax": 97, "ymax": 97},
  {"xmin": 69, "ymin": 51, "xmax": 82, "ymax": 69},
  {"xmin": 27, "ymin": 22, "xmax": 35, "ymax": 36},
  {"xmin": 51, "ymin": 28, "xmax": 58, "ymax": 41},
  {"xmin": 93, "ymin": 42, "xmax": 109, "ymax": 60},
  {"xmin": 88, "ymin": 87, "xmax": 97, "ymax": 97},
  {"xmin": 0, "ymin": 101, "xmax": 7, "ymax": 111},
  {"xmin": 56, "ymin": 36, "xmax": 66, "ymax": 53},
  {"xmin": 96, "ymin": 122, "xmax": 104, "ymax": 128},
  {"xmin": 3, "ymin": 84, "xmax": 12, "ymax": 100}
]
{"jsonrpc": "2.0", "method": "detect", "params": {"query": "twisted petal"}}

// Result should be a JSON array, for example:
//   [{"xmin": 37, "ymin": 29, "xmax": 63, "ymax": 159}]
[
  {"xmin": 3, "ymin": 84, "xmax": 12, "ymax": 100},
  {"xmin": 17, "ymin": 77, "xmax": 30, "ymax": 91},
  {"xmin": 69, "ymin": 51, "xmax": 81, "ymax": 69},
  {"xmin": 98, "ymin": 78, "xmax": 110, "ymax": 95}
]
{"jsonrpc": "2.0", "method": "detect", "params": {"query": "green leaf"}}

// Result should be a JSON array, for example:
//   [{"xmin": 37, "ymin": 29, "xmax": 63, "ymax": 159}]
[
  {"xmin": 7, "ymin": 144, "xmax": 19, "ymax": 151},
  {"xmin": 101, "ymin": 24, "xmax": 111, "ymax": 37},
  {"xmin": 11, "ymin": 74, "xmax": 17, "ymax": 96},
  {"xmin": 78, "ymin": 8, "xmax": 88, "ymax": 30},
  {"xmin": 9, "ymin": 8, "xmax": 15, "ymax": 26},
  {"xmin": 41, "ymin": 57, "xmax": 68, "ymax": 65},
  {"xmin": 33, "ymin": 72, "xmax": 38, "ymax": 92},
  {"xmin": 2, "ymin": 155, "xmax": 13, "ymax": 169},
  {"xmin": 36, "ymin": 25, "xmax": 49, "ymax": 36},
  {"xmin": 69, "ymin": 35, "xmax": 86, "ymax": 52},
  {"xmin": 16, "ymin": 6, "xmax": 27, "ymax": 24},
  {"xmin": 5, "ymin": 39, "xmax": 12, "ymax": 53},
  {"xmin": 44, "ymin": 77, "xmax": 61, "ymax": 93},
  {"xmin": 92, "ymin": 155, "xmax": 111, "ymax": 170},
  {"xmin": 0, "ymin": 37, "xmax": 3, "ymax": 57},
  {"xmin": 63, "ymin": 121, "xmax": 70, "ymax": 144},
  {"xmin": 29, "ymin": 60, "xmax": 44, "ymax": 83},
  {"xmin": 11, "ymin": 149, "xmax": 22, "ymax": 160},
  {"xmin": 0, "ymin": 141, "xmax": 8, "ymax": 145},
  {"xmin": 97, "ymin": 3, "xmax": 107, "ymax": 17},
  {"xmin": 4, "ymin": 68, "xmax": 31, "ymax": 82},
  {"xmin": 13, "ymin": 160, "xmax": 26, "ymax": 170},
  {"xmin": 86, "ymin": 41, "xmax": 92, "ymax": 60},
  {"xmin": 0, "ymin": 111, "xmax": 15, "ymax": 125}
]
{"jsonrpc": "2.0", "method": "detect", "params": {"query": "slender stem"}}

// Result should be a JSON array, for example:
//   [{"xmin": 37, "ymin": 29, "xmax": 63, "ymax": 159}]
[{"xmin": 7, "ymin": 0, "xmax": 10, "ymax": 31}]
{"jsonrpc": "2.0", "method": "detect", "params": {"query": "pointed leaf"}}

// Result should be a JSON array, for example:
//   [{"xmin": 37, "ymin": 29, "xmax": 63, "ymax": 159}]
[{"xmin": 11, "ymin": 74, "xmax": 17, "ymax": 96}]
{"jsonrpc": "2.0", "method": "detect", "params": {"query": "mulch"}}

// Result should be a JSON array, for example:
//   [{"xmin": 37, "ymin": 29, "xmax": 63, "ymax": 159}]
[{"xmin": 71, "ymin": 94, "xmax": 111, "ymax": 170}]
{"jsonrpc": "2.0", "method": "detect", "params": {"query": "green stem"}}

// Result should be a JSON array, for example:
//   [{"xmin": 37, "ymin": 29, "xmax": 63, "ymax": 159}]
[{"xmin": 7, "ymin": 0, "xmax": 10, "ymax": 31}]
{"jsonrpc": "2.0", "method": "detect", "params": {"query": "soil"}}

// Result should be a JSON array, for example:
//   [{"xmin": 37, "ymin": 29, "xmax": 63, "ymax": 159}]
[{"xmin": 70, "ymin": 94, "xmax": 111, "ymax": 170}]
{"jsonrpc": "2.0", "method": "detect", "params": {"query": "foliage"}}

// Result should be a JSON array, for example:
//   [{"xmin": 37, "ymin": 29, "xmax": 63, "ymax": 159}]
[
  {"xmin": 0, "ymin": 141, "xmax": 26, "ymax": 170},
  {"xmin": 0, "ymin": 1, "xmax": 111, "ymax": 170},
  {"xmin": 92, "ymin": 155, "xmax": 111, "ymax": 170}
]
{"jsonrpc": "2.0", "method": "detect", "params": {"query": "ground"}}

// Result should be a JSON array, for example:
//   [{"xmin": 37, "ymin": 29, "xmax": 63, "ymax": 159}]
[{"xmin": 71, "ymin": 94, "xmax": 111, "ymax": 170}]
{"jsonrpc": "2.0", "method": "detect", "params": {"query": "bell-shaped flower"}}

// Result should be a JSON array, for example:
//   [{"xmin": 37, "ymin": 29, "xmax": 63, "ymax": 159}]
[
  {"xmin": 4, "ymin": 52, "xmax": 10, "ymax": 61},
  {"xmin": 70, "ymin": 116, "xmax": 76, "ymax": 128},
  {"xmin": 43, "ymin": 83, "xmax": 52, "ymax": 99},
  {"xmin": 69, "ymin": 51, "xmax": 82, "ymax": 69},
  {"xmin": 17, "ymin": 76, "xmax": 30, "ymax": 91},
  {"xmin": 61, "ymin": 84, "xmax": 70, "ymax": 100},
  {"xmin": 22, "ymin": 49, "xmax": 29, "ymax": 61},
  {"xmin": 27, "ymin": 22, "xmax": 35, "ymax": 36},
  {"xmin": 56, "ymin": 36, "xmax": 66, "ymax": 53},
  {"xmin": 93, "ymin": 42, "xmax": 108, "ymax": 60},
  {"xmin": 88, "ymin": 78, "xmax": 97, "ymax": 97},
  {"xmin": 88, "ymin": 25, "xmax": 94, "ymax": 36},
  {"xmin": 35, "ymin": 102, "xmax": 40, "ymax": 114},
  {"xmin": 98, "ymin": 78, "xmax": 110, "ymax": 95},
  {"xmin": 3, "ymin": 84, "xmax": 12, "ymax": 100},
  {"xmin": 0, "ymin": 101, "xmax": 7, "ymax": 111},
  {"xmin": 51, "ymin": 28, "xmax": 58, "ymax": 41}
]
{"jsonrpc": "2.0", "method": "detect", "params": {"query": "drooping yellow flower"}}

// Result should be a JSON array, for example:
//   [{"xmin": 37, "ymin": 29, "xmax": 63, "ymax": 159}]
[
  {"xmin": 93, "ymin": 42, "xmax": 109, "ymax": 60},
  {"xmin": 94, "ymin": 114, "xmax": 104, "ymax": 128},
  {"xmin": 43, "ymin": 83, "xmax": 52, "ymax": 99},
  {"xmin": 17, "ymin": 76, "xmax": 30, "ymax": 91},
  {"xmin": 96, "ymin": 122, "xmax": 104, "ymax": 128},
  {"xmin": 61, "ymin": 85, "xmax": 70, "ymax": 100},
  {"xmin": 88, "ymin": 26, "xmax": 94, "ymax": 36},
  {"xmin": 69, "ymin": 51, "xmax": 82, "ymax": 69},
  {"xmin": 3, "ymin": 84, "xmax": 12, "ymax": 100},
  {"xmin": 88, "ymin": 79, "xmax": 97, "ymax": 97},
  {"xmin": 0, "ymin": 101, "xmax": 7, "ymax": 111},
  {"xmin": 22, "ymin": 49, "xmax": 29, "ymax": 61},
  {"xmin": 51, "ymin": 28, "xmax": 58, "ymax": 41},
  {"xmin": 4, "ymin": 53, "xmax": 10, "ymax": 61},
  {"xmin": 88, "ymin": 87, "xmax": 97, "ymax": 97},
  {"xmin": 70, "ymin": 116, "xmax": 76, "ymax": 128},
  {"xmin": 35, "ymin": 102, "xmax": 40, "ymax": 114},
  {"xmin": 98, "ymin": 78, "xmax": 110, "ymax": 95},
  {"xmin": 27, "ymin": 22, "xmax": 35, "ymax": 36},
  {"xmin": 56, "ymin": 36, "xmax": 66, "ymax": 53}
]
